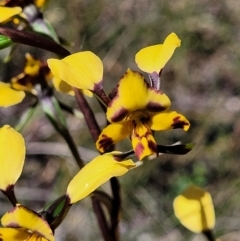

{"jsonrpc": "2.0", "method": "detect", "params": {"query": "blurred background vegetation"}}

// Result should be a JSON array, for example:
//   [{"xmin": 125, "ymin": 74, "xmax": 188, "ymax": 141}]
[{"xmin": 1, "ymin": 0, "xmax": 240, "ymax": 240}]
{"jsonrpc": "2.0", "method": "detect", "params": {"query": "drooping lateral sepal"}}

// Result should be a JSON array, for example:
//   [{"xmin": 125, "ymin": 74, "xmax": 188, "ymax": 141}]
[{"xmin": 67, "ymin": 153, "xmax": 136, "ymax": 204}]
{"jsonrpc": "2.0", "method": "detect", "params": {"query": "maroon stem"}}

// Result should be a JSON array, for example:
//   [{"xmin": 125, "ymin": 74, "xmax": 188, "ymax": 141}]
[
  {"xmin": 0, "ymin": 27, "xmax": 70, "ymax": 57},
  {"xmin": 73, "ymin": 88, "xmax": 101, "ymax": 142},
  {"xmin": 92, "ymin": 197, "xmax": 113, "ymax": 241},
  {"xmin": 1, "ymin": 185, "xmax": 18, "ymax": 206},
  {"xmin": 110, "ymin": 177, "xmax": 121, "ymax": 241},
  {"xmin": 73, "ymin": 88, "xmax": 121, "ymax": 241}
]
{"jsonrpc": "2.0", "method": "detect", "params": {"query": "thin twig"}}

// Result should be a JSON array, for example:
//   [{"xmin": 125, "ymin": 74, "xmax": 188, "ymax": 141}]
[
  {"xmin": 92, "ymin": 197, "xmax": 113, "ymax": 241},
  {"xmin": 0, "ymin": 27, "xmax": 70, "ymax": 57},
  {"xmin": 73, "ymin": 88, "xmax": 101, "ymax": 142}
]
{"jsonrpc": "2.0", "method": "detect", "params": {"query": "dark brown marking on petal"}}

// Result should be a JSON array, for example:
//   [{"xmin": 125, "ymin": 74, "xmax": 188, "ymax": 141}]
[
  {"xmin": 172, "ymin": 116, "xmax": 190, "ymax": 129},
  {"xmin": 132, "ymin": 121, "xmax": 158, "ymax": 158},
  {"xmin": 11, "ymin": 73, "xmax": 35, "ymax": 88},
  {"xmin": 97, "ymin": 134, "xmax": 114, "ymax": 152},
  {"xmin": 110, "ymin": 107, "xmax": 128, "ymax": 122},
  {"xmin": 148, "ymin": 139, "xmax": 158, "ymax": 153},
  {"xmin": 108, "ymin": 83, "xmax": 119, "ymax": 100},
  {"xmin": 146, "ymin": 101, "xmax": 167, "ymax": 112}
]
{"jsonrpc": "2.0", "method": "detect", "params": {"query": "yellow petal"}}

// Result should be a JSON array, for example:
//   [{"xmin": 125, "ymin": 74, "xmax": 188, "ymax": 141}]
[
  {"xmin": 52, "ymin": 77, "xmax": 93, "ymax": 97},
  {"xmin": 96, "ymin": 122, "xmax": 131, "ymax": 153},
  {"xmin": 11, "ymin": 73, "xmax": 35, "ymax": 93},
  {"xmin": 24, "ymin": 53, "xmax": 41, "ymax": 76},
  {"xmin": 149, "ymin": 111, "xmax": 190, "ymax": 131},
  {"xmin": 82, "ymin": 89, "xmax": 93, "ymax": 97},
  {"xmin": 0, "ymin": 82, "xmax": 25, "ymax": 107},
  {"xmin": 107, "ymin": 69, "xmax": 171, "ymax": 122},
  {"xmin": 52, "ymin": 77, "xmax": 74, "ymax": 96},
  {"xmin": 173, "ymin": 185, "xmax": 215, "ymax": 233},
  {"xmin": 67, "ymin": 153, "xmax": 136, "ymax": 204},
  {"xmin": 1, "ymin": 204, "xmax": 54, "ymax": 241},
  {"xmin": 135, "ymin": 33, "xmax": 181, "ymax": 73},
  {"xmin": 131, "ymin": 120, "xmax": 157, "ymax": 160},
  {"xmin": 0, "ymin": 228, "xmax": 30, "ymax": 241},
  {"xmin": 34, "ymin": 0, "xmax": 47, "ymax": 8},
  {"xmin": 0, "ymin": 6, "xmax": 22, "ymax": 22},
  {"xmin": 47, "ymin": 51, "xmax": 103, "ymax": 91},
  {"xmin": 0, "ymin": 125, "xmax": 25, "ymax": 190}
]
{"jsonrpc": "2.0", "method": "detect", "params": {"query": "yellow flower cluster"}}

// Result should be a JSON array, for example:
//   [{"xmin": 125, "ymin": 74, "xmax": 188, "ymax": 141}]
[{"xmin": 0, "ymin": 125, "xmax": 135, "ymax": 240}]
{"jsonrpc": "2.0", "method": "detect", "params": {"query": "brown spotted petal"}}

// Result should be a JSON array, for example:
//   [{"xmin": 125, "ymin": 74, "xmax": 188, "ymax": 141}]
[
  {"xmin": 96, "ymin": 121, "xmax": 132, "ymax": 153},
  {"xmin": 107, "ymin": 69, "xmax": 171, "ymax": 122},
  {"xmin": 149, "ymin": 110, "xmax": 190, "ymax": 131},
  {"xmin": 131, "ymin": 120, "xmax": 157, "ymax": 160},
  {"xmin": 146, "ymin": 88, "xmax": 171, "ymax": 112}
]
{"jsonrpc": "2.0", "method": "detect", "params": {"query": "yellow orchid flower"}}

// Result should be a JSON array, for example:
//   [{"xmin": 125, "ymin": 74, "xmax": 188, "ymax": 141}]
[
  {"xmin": 11, "ymin": 53, "xmax": 52, "ymax": 94},
  {"xmin": 0, "ymin": 204, "xmax": 54, "ymax": 241},
  {"xmin": 0, "ymin": 6, "xmax": 22, "ymax": 22},
  {"xmin": 96, "ymin": 69, "xmax": 190, "ymax": 160},
  {"xmin": 0, "ymin": 125, "xmax": 25, "ymax": 191},
  {"xmin": 173, "ymin": 185, "xmax": 215, "ymax": 233},
  {"xmin": 47, "ymin": 51, "xmax": 103, "ymax": 93},
  {"xmin": 11, "ymin": 53, "xmax": 90, "ymax": 98},
  {"xmin": 135, "ymin": 32, "xmax": 181, "ymax": 74},
  {"xmin": 67, "ymin": 152, "xmax": 136, "ymax": 204}
]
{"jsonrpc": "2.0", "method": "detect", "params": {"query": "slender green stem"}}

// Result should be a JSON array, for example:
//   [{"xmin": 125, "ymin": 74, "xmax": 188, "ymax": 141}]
[
  {"xmin": 14, "ymin": 101, "xmax": 37, "ymax": 132},
  {"xmin": 41, "ymin": 95, "xmax": 84, "ymax": 168}
]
